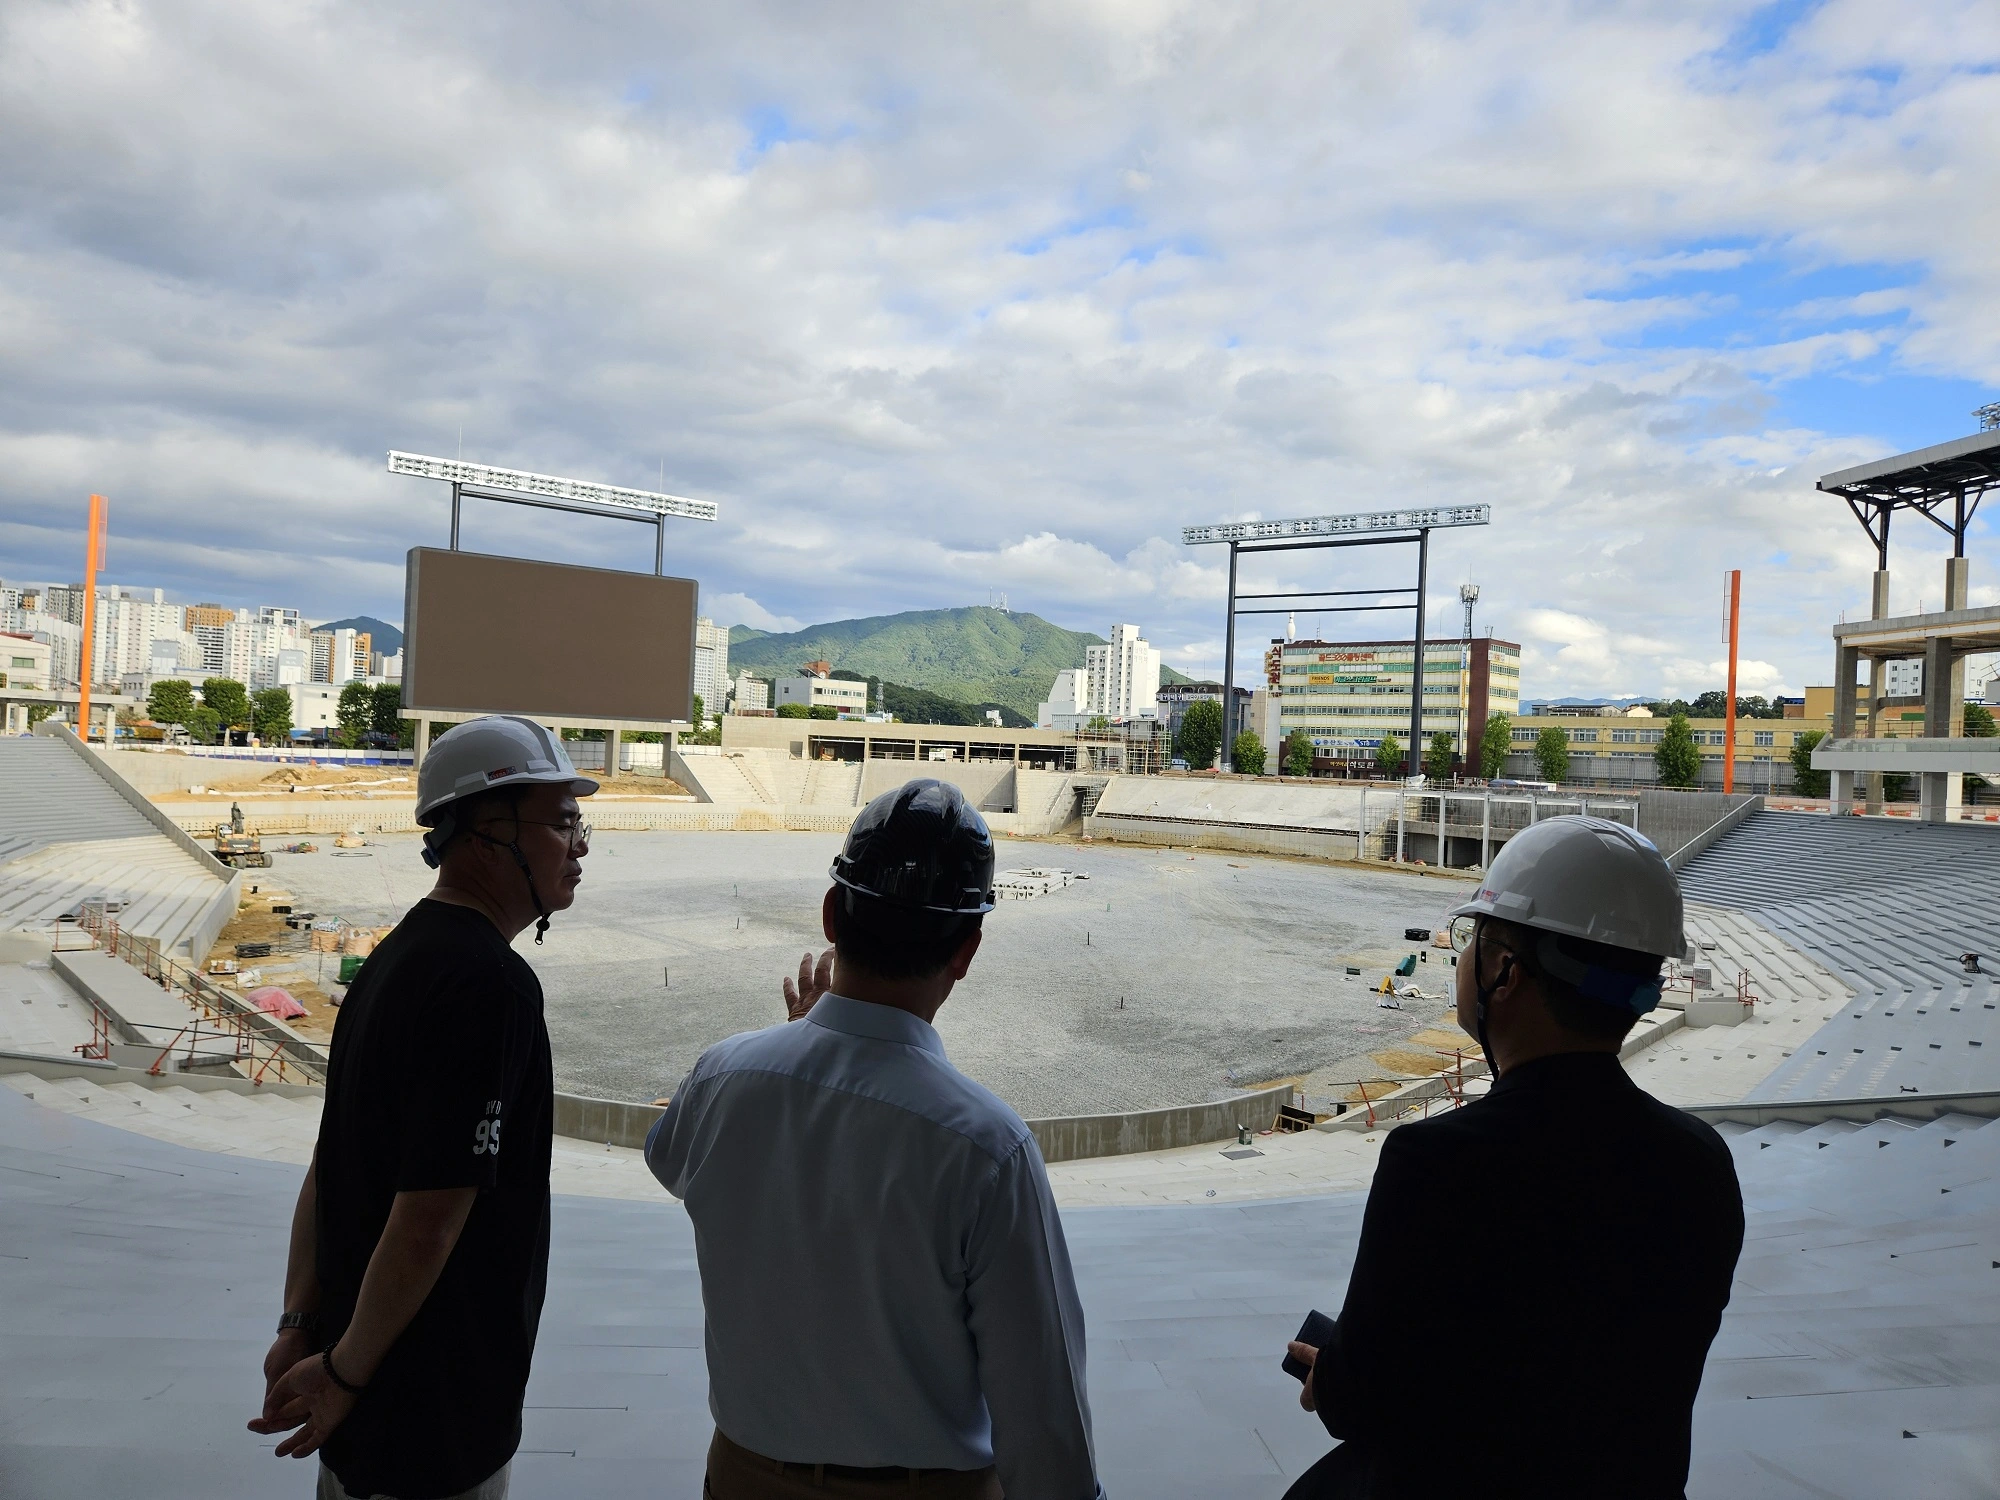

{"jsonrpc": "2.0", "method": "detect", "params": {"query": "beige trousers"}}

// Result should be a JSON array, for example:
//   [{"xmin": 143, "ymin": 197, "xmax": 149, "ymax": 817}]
[{"xmin": 316, "ymin": 1458, "xmax": 511, "ymax": 1500}]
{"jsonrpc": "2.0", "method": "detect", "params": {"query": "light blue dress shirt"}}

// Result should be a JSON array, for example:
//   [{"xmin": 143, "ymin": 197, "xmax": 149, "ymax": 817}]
[{"xmin": 646, "ymin": 993, "xmax": 1104, "ymax": 1499}]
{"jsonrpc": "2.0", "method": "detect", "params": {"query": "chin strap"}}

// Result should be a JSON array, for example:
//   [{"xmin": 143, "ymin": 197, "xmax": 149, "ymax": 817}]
[
  {"xmin": 469, "ymin": 829, "xmax": 552, "ymax": 944},
  {"xmin": 1472, "ymin": 932, "xmax": 1513, "ymax": 1079}
]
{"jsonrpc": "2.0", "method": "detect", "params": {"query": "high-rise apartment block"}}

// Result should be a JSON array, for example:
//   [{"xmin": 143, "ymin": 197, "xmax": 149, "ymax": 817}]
[
  {"xmin": 1085, "ymin": 625, "xmax": 1160, "ymax": 720},
  {"xmin": 1036, "ymin": 625, "xmax": 1161, "ymax": 729},
  {"xmin": 693, "ymin": 617, "xmax": 730, "ymax": 718}
]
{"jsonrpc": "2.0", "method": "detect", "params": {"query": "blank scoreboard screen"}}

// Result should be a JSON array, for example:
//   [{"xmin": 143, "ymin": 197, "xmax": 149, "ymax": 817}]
[{"xmin": 402, "ymin": 548, "xmax": 697, "ymax": 722}]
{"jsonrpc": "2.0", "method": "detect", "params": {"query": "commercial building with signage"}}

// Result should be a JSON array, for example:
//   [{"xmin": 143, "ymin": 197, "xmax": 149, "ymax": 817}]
[{"xmin": 1274, "ymin": 637, "xmax": 1521, "ymax": 763}]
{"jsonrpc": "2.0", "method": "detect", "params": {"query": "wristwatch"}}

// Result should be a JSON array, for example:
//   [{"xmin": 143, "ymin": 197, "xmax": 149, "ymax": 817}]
[{"xmin": 278, "ymin": 1310, "xmax": 318, "ymax": 1336}]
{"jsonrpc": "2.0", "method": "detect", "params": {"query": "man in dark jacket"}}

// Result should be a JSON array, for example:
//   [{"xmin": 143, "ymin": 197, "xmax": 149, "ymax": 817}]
[{"xmin": 1286, "ymin": 817, "xmax": 1744, "ymax": 1499}]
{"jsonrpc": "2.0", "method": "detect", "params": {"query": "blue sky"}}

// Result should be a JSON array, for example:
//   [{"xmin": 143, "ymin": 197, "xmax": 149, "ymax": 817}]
[{"xmin": 1, "ymin": 0, "xmax": 1996, "ymax": 699}]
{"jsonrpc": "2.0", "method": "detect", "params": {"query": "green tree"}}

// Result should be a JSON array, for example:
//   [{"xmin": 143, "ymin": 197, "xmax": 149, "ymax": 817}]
[
  {"xmin": 775, "ymin": 702, "xmax": 809, "ymax": 719},
  {"xmin": 200, "ymin": 677, "xmax": 250, "ymax": 730},
  {"xmin": 185, "ymin": 705, "xmax": 222, "ymax": 744},
  {"xmin": 26, "ymin": 703, "xmax": 56, "ymax": 729},
  {"xmin": 370, "ymin": 683, "xmax": 403, "ymax": 736},
  {"xmin": 1374, "ymin": 733, "xmax": 1403, "ymax": 779},
  {"xmin": 148, "ymin": 678, "xmax": 197, "ymax": 727},
  {"xmin": 251, "ymin": 688, "xmax": 293, "ymax": 743},
  {"xmin": 335, "ymin": 681, "xmax": 374, "ymax": 747},
  {"xmin": 1176, "ymin": 699, "xmax": 1224, "ymax": 770},
  {"xmin": 1788, "ymin": 728, "xmax": 1828, "ymax": 797},
  {"xmin": 807, "ymin": 704, "xmax": 838, "ymax": 721},
  {"xmin": 1424, "ymin": 731, "xmax": 1456, "ymax": 782},
  {"xmin": 1231, "ymin": 731, "xmax": 1266, "ymax": 776},
  {"xmin": 1285, "ymin": 731, "xmax": 1315, "ymax": 777},
  {"xmin": 691, "ymin": 693, "xmax": 706, "ymax": 730},
  {"xmin": 1655, "ymin": 712, "xmax": 1701, "ymax": 788},
  {"xmin": 1479, "ymin": 712, "xmax": 1512, "ymax": 778},
  {"xmin": 1534, "ymin": 726, "xmax": 1571, "ymax": 784}
]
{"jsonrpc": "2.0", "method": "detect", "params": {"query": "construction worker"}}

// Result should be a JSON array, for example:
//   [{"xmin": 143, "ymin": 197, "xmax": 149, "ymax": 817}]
[
  {"xmin": 648, "ymin": 779, "xmax": 1104, "ymax": 1500},
  {"xmin": 1284, "ymin": 816, "xmax": 1744, "ymax": 1499},
  {"xmin": 250, "ymin": 716, "xmax": 596, "ymax": 1500}
]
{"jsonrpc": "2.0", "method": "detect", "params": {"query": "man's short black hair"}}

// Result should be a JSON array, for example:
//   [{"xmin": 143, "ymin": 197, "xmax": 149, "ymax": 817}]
[
  {"xmin": 1481, "ymin": 916, "xmax": 1662, "ymax": 1043},
  {"xmin": 829, "ymin": 886, "xmax": 982, "ymax": 981}
]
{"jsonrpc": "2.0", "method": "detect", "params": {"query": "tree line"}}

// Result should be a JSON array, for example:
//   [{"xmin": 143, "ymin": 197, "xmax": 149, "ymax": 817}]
[{"xmin": 145, "ymin": 679, "xmax": 409, "ymax": 748}]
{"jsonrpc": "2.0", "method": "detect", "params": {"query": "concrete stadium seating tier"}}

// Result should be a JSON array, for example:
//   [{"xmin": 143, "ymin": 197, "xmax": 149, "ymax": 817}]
[
  {"xmin": 0, "ymin": 730, "xmax": 239, "ymax": 960},
  {"xmin": 669, "ymin": 749, "xmax": 1087, "ymax": 837},
  {"xmin": 3, "ymin": 1064, "xmax": 1995, "ymax": 1497},
  {"xmin": 1679, "ymin": 813, "xmax": 2000, "ymax": 1101}
]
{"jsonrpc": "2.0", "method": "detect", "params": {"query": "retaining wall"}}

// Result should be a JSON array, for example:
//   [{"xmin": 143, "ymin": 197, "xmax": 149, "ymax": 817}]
[{"xmin": 552, "ymin": 1080, "xmax": 1294, "ymax": 1162}]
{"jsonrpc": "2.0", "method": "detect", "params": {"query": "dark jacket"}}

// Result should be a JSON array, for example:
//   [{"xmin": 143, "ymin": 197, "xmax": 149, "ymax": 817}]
[{"xmin": 1291, "ymin": 1050, "xmax": 1744, "ymax": 1500}]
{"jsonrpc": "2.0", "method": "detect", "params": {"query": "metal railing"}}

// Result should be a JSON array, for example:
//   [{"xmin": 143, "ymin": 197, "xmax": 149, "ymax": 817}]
[{"xmin": 68, "ymin": 907, "xmax": 328, "ymax": 1086}]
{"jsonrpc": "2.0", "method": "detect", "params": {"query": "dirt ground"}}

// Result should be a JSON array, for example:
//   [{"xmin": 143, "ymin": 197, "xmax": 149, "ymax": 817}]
[{"xmin": 199, "ymin": 881, "xmax": 356, "ymax": 1041}]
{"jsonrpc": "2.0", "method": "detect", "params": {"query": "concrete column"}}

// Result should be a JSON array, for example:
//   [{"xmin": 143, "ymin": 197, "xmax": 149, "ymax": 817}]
[
  {"xmin": 413, "ymin": 718, "xmax": 430, "ymax": 769},
  {"xmin": 1481, "ymin": 792, "xmax": 1491, "ymax": 869},
  {"xmin": 1864, "ymin": 571, "xmax": 1890, "ymax": 813},
  {"xmin": 604, "ymin": 727, "xmax": 621, "ymax": 782},
  {"xmin": 1831, "ymin": 644, "xmax": 1859, "ymax": 816}
]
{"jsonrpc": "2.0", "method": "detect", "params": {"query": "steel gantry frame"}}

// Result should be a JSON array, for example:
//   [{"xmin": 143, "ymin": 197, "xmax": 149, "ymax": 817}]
[
  {"xmin": 1183, "ymin": 505, "xmax": 1491, "ymax": 774},
  {"xmin": 388, "ymin": 451, "xmax": 718, "ymax": 576}
]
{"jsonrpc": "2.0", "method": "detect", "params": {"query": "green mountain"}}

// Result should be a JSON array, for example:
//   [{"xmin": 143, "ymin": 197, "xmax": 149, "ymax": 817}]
[
  {"xmin": 317, "ymin": 615, "xmax": 404, "ymax": 653},
  {"xmin": 727, "ymin": 607, "xmax": 1187, "ymax": 721}
]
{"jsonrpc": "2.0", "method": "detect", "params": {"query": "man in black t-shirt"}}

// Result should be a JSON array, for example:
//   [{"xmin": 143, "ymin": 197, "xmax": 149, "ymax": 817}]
[
  {"xmin": 1284, "ymin": 818, "xmax": 1744, "ymax": 1499},
  {"xmin": 250, "ymin": 716, "xmax": 597, "ymax": 1499}
]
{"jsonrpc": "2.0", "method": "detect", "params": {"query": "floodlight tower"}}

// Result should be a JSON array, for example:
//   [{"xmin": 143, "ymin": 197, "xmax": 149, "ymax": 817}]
[{"xmin": 1458, "ymin": 584, "xmax": 1480, "ymax": 768}]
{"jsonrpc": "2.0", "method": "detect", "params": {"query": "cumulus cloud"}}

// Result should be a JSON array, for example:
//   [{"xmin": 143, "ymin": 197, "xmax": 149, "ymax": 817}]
[{"xmin": 0, "ymin": 0, "xmax": 1996, "ymax": 700}]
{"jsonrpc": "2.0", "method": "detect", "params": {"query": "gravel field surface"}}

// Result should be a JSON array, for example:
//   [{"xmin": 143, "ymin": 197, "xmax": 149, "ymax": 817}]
[{"xmin": 266, "ymin": 830, "xmax": 1475, "ymax": 1117}]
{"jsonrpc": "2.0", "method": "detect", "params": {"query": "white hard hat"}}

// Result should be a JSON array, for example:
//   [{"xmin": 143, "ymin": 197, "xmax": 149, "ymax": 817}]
[
  {"xmin": 1449, "ymin": 815, "xmax": 1684, "ymax": 961},
  {"xmin": 415, "ymin": 715, "xmax": 599, "ymax": 827}
]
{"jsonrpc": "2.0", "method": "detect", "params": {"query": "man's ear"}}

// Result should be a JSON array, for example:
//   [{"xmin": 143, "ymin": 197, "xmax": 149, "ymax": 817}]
[
  {"xmin": 821, "ymin": 886, "xmax": 839, "ymax": 944},
  {"xmin": 946, "ymin": 926, "xmax": 983, "ymax": 981}
]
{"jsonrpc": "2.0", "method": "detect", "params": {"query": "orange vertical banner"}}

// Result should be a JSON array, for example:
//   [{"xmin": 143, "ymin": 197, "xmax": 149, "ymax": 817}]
[
  {"xmin": 78, "ymin": 494, "xmax": 106, "ymax": 742},
  {"xmin": 1723, "ymin": 569, "xmax": 1741, "ymax": 795}
]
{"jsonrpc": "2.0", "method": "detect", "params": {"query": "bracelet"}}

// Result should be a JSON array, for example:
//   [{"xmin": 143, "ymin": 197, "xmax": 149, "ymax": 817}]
[{"xmin": 321, "ymin": 1345, "xmax": 367, "ymax": 1396}]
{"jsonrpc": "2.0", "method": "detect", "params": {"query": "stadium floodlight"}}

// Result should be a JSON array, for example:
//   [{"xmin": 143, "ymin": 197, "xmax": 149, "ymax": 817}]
[
  {"xmin": 1182, "ymin": 504, "xmax": 1488, "ymax": 545},
  {"xmin": 388, "ymin": 451, "xmax": 718, "ymax": 522}
]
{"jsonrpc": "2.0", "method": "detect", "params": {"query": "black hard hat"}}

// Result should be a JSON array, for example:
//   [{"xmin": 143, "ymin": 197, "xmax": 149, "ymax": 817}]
[{"xmin": 830, "ymin": 779, "xmax": 996, "ymax": 915}]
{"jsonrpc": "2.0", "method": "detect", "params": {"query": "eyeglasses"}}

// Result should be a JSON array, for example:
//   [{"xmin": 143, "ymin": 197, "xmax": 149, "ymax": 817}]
[
  {"xmin": 514, "ymin": 818, "xmax": 592, "ymax": 850},
  {"xmin": 1447, "ymin": 914, "xmax": 1479, "ymax": 953}
]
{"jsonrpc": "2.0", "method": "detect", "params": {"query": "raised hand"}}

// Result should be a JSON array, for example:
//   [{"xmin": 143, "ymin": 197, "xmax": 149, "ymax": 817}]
[{"xmin": 783, "ymin": 947, "xmax": 835, "ymax": 1020}]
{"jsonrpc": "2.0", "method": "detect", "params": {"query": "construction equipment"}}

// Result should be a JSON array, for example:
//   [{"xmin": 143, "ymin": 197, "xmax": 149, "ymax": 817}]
[{"xmin": 212, "ymin": 825, "xmax": 273, "ymax": 869}]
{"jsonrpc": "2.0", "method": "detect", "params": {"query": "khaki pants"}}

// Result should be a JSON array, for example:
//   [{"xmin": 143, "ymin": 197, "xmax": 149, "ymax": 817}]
[
  {"xmin": 704, "ymin": 1430, "xmax": 1002, "ymax": 1500},
  {"xmin": 317, "ymin": 1459, "xmax": 510, "ymax": 1500}
]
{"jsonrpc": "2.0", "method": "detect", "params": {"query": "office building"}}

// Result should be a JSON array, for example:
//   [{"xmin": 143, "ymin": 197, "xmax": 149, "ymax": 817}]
[
  {"xmin": 1275, "ymin": 636, "xmax": 1522, "ymax": 765},
  {"xmin": 774, "ymin": 674, "xmax": 870, "ymax": 715},
  {"xmin": 1156, "ymin": 682, "xmax": 1253, "ymax": 748},
  {"xmin": 0, "ymin": 634, "xmax": 52, "ymax": 690},
  {"xmin": 1035, "ymin": 669, "xmax": 1091, "ymax": 729},
  {"xmin": 730, "ymin": 673, "xmax": 770, "ymax": 713}
]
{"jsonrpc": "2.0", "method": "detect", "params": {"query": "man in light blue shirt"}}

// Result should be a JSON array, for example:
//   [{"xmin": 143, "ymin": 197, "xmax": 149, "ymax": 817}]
[{"xmin": 647, "ymin": 781, "xmax": 1103, "ymax": 1500}]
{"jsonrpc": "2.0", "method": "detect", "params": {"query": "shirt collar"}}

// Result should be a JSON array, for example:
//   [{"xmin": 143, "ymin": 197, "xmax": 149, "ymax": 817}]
[
  {"xmin": 806, "ymin": 993, "xmax": 947, "ymax": 1058},
  {"xmin": 1489, "ymin": 1049, "xmax": 1631, "ymax": 1097}
]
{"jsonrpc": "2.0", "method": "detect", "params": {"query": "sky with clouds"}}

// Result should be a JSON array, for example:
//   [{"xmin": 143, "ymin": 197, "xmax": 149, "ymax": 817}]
[{"xmin": 3, "ymin": 0, "xmax": 1997, "ymax": 701}]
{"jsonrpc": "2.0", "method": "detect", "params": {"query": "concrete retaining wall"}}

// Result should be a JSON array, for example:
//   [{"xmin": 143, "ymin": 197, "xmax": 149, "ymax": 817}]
[
  {"xmin": 1027, "ymin": 1083, "xmax": 1294, "ymax": 1162},
  {"xmin": 87, "ymin": 749, "xmax": 280, "ymax": 793},
  {"xmin": 1084, "ymin": 814, "xmax": 1363, "ymax": 862},
  {"xmin": 552, "ymin": 1080, "xmax": 1295, "ymax": 1162}
]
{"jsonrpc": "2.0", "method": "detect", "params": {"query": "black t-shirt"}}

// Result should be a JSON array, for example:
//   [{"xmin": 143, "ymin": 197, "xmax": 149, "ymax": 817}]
[
  {"xmin": 314, "ymin": 899, "xmax": 554, "ymax": 1500},
  {"xmin": 1301, "ymin": 1051, "xmax": 1744, "ymax": 1500}
]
